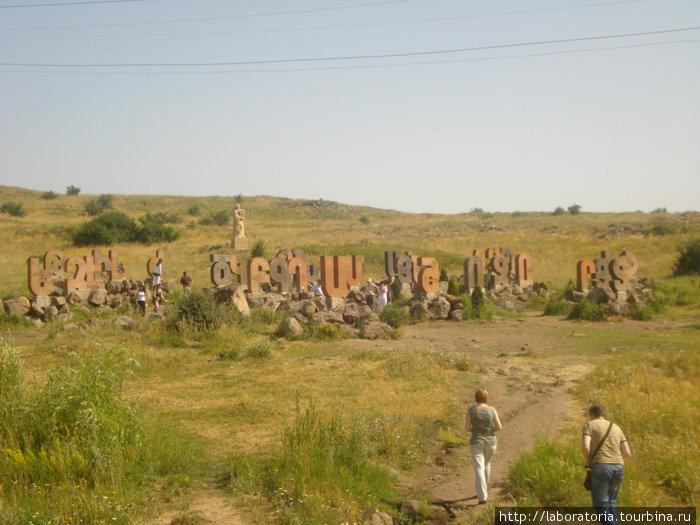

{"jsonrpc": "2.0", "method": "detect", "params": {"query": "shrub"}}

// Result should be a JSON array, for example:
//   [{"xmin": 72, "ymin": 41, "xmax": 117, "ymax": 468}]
[
  {"xmin": 199, "ymin": 210, "xmax": 230, "ymax": 226},
  {"xmin": 250, "ymin": 240, "xmax": 266, "ymax": 258},
  {"xmin": 72, "ymin": 211, "xmax": 138, "ymax": 246},
  {"xmin": 187, "ymin": 204, "xmax": 199, "ymax": 216},
  {"xmin": 245, "ymin": 340, "xmax": 271, "ymax": 359},
  {"xmin": 552, "ymin": 206, "xmax": 566, "ymax": 216},
  {"xmin": 73, "ymin": 211, "xmax": 179, "ymax": 246},
  {"xmin": 83, "ymin": 199, "xmax": 104, "ymax": 216},
  {"xmin": 543, "ymin": 299, "xmax": 571, "ymax": 316},
  {"xmin": 646, "ymin": 221, "xmax": 677, "ymax": 236},
  {"xmin": 390, "ymin": 278, "xmax": 404, "ymax": 304},
  {"xmin": 1, "ymin": 201, "xmax": 27, "ymax": 217},
  {"xmin": 65, "ymin": 185, "xmax": 81, "ymax": 196},
  {"xmin": 234, "ymin": 193, "xmax": 244, "ymax": 204},
  {"xmin": 468, "ymin": 286, "xmax": 487, "ymax": 319},
  {"xmin": 40, "ymin": 191, "xmax": 58, "ymax": 200},
  {"xmin": 652, "ymin": 207, "xmax": 667, "ymax": 213},
  {"xmin": 171, "ymin": 288, "xmax": 230, "ymax": 332},
  {"xmin": 359, "ymin": 215, "xmax": 370, "ymax": 224},
  {"xmin": 566, "ymin": 299, "xmax": 607, "ymax": 321},
  {"xmin": 568, "ymin": 204, "xmax": 582, "ymax": 215},
  {"xmin": 379, "ymin": 304, "xmax": 409, "ymax": 328},
  {"xmin": 672, "ymin": 239, "xmax": 700, "ymax": 276},
  {"xmin": 218, "ymin": 347, "xmax": 241, "ymax": 361},
  {"xmin": 447, "ymin": 277, "xmax": 462, "ymax": 295}
]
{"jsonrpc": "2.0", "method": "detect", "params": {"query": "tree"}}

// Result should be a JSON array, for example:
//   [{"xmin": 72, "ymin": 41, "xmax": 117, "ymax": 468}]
[
  {"xmin": 673, "ymin": 238, "xmax": 700, "ymax": 276},
  {"xmin": 66, "ymin": 185, "xmax": 81, "ymax": 196},
  {"xmin": 568, "ymin": 204, "xmax": 582, "ymax": 215},
  {"xmin": 552, "ymin": 206, "xmax": 566, "ymax": 216}
]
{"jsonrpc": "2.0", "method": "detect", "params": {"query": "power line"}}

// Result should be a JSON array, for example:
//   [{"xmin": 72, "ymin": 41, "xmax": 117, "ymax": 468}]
[
  {"xmin": 0, "ymin": 0, "xmax": 145, "ymax": 8},
  {"xmin": 0, "ymin": 0, "xmax": 650, "ymax": 39},
  {"xmin": 1, "ymin": 26, "xmax": 698, "ymax": 68},
  {"xmin": 2, "ymin": 38, "xmax": 697, "ymax": 75},
  {"xmin": 0, "ymin": 0, "xmax": 408, "ymax": 29}
]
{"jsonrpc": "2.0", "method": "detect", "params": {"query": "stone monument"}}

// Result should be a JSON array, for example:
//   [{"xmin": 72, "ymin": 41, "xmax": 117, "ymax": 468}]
[{"xmin": 232, "ymin": 204, "xmax": 248, "ymax": 250}]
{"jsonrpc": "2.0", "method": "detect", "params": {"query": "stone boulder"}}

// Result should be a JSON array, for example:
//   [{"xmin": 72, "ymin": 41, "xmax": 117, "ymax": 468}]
[
  {"xmin": 299, "ymin": 300, "xmax": 317, "ymax": 318},
  {"xmin": 430, "ymin": 297, "xmax": 451, "ymax": 319},
  {"xmin": 588, "ymin": 287, "xmax": 613, "ymax": 304},
  {"xmin": 448, "ymin": 309, "xmax": 464, "ymax": 321},
  {"xmin": 113, "ymin": 316, "xmax": 139, "ymax": 330},
  {"xmin": 87, "ymin": 289, "xmax": 108, "ymax": 306},
  {"xmin": 232, "ymin": 286, "xmax": 250, "ymax": 317},
  {"xmin": 277, "ymin": 317, "xmax": 304, "ymax": 338},
  {"xmin": 51, "ymin": 296, "xmax": 67, "ymax": 307},
  {"xmin": 247, "ymin": 293, "xmax": 284, "ymax": 312},
  {"xmin": 4, "ymin": 296, "xmax": 30, "ymax": 316},
  {"xmin": 361, "ymin": 321, "xmax": 393, "ymax": 340},
  {"xmin": 365, "ymin": 510, "xmax": 393, "ymax": 525},
  {"xmin": 311, "ymin": 310, "xmax": 344, "ymax": 325},
  {"xmin": 213, "ymin": 284, "xmax": 239, "ymax": 305},
  {"xmin": 106, "ymin": 280, "xmax": 123, "ymax": 294},
  {"xmin": 342, "ymin": 303, "xmax": 372, "ymax": 324}
]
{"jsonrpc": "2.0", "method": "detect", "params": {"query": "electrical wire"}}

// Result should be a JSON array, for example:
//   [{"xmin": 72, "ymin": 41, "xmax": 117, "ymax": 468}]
[
  {"xmin": 0, "ymin": 0, "xmax": 145, "ymax": 8},
  {"xmin": 1, "ymin": 26, "xmax": 698, "ymax": 68}
]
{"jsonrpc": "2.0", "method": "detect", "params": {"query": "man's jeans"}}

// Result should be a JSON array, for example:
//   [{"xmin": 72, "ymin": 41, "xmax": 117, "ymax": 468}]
[{"xmin": 590, "ymin": 463, "xmax": 624, "ymax": 525}]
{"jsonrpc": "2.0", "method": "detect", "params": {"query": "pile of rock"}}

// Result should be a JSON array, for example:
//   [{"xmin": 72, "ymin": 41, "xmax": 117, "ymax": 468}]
[
  {"xmin": 3, "ymin": 278, "xmax": 175, "ymax": 326},
  {"xmin": 570, "ymin": 278, "xmax": 654, "ymax": 315}
]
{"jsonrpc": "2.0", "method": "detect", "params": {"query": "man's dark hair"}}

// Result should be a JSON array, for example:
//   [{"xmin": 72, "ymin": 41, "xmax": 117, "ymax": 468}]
[{"xmin": 589, "ymin": 404, "xmax": 606, "ymax": 418}]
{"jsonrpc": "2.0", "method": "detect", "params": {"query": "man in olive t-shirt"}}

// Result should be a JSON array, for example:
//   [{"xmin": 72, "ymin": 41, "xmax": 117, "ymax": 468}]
[{"xmin": 582, "ymin": 404, "xmax": 632, "ymax": 525}]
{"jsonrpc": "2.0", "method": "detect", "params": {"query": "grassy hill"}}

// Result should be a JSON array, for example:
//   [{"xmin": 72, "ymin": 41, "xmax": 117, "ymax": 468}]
[{"xmin": 1, "ymin": 185, "xmax": 697, "ymax": 298}]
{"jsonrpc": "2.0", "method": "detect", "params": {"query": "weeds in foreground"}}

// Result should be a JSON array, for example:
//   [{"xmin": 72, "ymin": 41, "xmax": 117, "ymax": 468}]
[{"xmin": 504, "ymin": 347, "xmax": 699, "ymax": 507}]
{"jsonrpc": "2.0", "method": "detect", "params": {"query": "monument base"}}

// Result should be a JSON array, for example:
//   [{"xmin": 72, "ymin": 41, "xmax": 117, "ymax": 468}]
[{"xmin": 232, "ymin": 237, "xmax": 249, "ymax": 250}]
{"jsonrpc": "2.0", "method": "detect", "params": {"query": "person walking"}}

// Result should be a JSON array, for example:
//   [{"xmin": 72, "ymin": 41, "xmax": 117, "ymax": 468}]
[
  {"xmin": 466, "ymin": 388, "xmax": 502, "ymax": 504},
  {"xmin": 582, "ymin": 404, "xmax": 631, "ymax": 525},
  {"xmin": 377, "ymin": 280, "xmax": 389, "ymax": 312},
  {"xmin": 180, "ymin": 271, "xmax": 192, "ymax": 293},
  {"xmin": 136, "ymin": 285, "xmax": 147, "ymax": 317}
]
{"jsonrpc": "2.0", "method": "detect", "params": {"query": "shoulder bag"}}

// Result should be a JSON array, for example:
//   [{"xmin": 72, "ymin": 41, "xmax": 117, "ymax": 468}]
[{"xmin": 584, "ymin": 421, "xmax": 613, "ymax": 490}]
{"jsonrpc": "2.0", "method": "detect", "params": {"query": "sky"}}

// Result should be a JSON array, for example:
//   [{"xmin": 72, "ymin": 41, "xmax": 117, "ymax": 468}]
[{"xmin": 1, "ymin": 0, "xmax": 699, "ymax": 214}]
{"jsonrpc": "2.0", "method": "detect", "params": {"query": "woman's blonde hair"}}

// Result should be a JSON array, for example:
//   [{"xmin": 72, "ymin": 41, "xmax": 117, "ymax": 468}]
[{"xmin": 475, "ymin": 388, "xmax": 488, "ymax": 403}]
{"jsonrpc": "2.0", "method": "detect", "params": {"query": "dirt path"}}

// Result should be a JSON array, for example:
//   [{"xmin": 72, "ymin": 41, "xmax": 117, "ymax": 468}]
[{"xmin": 384, "ymin": 317, "xmax": 591, "ymax": 522}]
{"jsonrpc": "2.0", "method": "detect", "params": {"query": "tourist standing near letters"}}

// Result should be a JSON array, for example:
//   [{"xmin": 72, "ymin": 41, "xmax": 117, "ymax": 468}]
[
  {"xmin": 466, "ymin": 388, "xmax": 502, "ymax": 504},
  {"xmin": 582, "ymin": 404, "xmax": 631, "ymax": 525}
]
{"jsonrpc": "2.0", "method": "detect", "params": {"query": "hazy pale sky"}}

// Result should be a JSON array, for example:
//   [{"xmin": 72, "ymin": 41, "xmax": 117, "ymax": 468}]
[{"xmin": 1, "ymin": 0, "xmax": 699, "ymax": 213}]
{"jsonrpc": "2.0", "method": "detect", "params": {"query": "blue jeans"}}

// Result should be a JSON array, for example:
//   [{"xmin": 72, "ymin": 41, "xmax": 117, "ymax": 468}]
[{"xmin": 590, "ymin": 463, "xmax": 624, "ymax": 525}]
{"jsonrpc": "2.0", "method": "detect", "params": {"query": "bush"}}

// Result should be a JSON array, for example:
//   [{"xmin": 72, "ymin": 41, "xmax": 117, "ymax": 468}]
[
  {"xmin": 187, "ymin": 204, "xmax": 199, "ymax": 216},
  {"xmin": 379, "ymin": 304, "xmax": 409, "ymax": 328},
  {"xmin": 646, "ymin": 221, "xmax": 677, "ymax": 236},
  {"xmin": 250, "ymin": 240, "xmax": 266, "ymax": 258},
  {"xmin": 543, "ymin": 299, "xmax": 571, "ymax": 316},
  {"xmin": 40, "ymin": 191, "xmax": 58, "ymax": 200},
  {"xmin": 390, "ymin": 278, "xmax": 404, "ymax": 305},
  {"xmin": 65, "ymin": 185, "xmax": 81, "ymax": 196},
  {"xmin": 171, "ymin": 288, "xmax": 230, "ymax": 332},
  {"xmin": 72, "ymin": 211, "xmax": 138, "ymax": 246},
  {"xmin": 1, "ymin": 201, "xmax": 27, "ymax": 217},
  {"xmin": 465, "ymin": 286, "xmax": 487, "ymax": 320},
  {"xmin": 245, "ymin": 341, "xmax": 271, "ymax": 359},
  {"xmin": 568, "ymin": 204, "xmax": 582, "ymax": 215},
  {"xmin": 73, "ymin": 211, "xmax": 179, "ymax": 246},
  {"xmin": 84, "ymin": 194, "xmax": 114, "ymax": 216},
  {"xmin": 552, "ymin": 206, "xmax": 566, "ymax": 216},
  {"xmin": 199, "ymin": 210, "xmax": 229, "ymax": 226},
  {"xmin": 359, "ymin": 215, "xmax": 370, "ymax": 224},
  {"xmin": 566, "ymin": 299, "xmax": 607, "ymax": 321},
  {"xmin": 673, "ymin": 239, "xmax": 700, "ymax": 276}
]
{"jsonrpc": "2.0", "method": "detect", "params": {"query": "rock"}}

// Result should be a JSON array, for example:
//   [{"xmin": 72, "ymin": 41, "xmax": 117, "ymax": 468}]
[
  {"xmin": 43, "ymin": 305, "xmax": 59, "ymax": 322},
  {"xmin": 400, "ymin": 500, "xmax": 423, "ymax": 521},
  {"xmin": 410, "ymin": 300, "xmax": 433, "ymax": 321},
  {"xmin": 342, "ymin": 303, "xmax": 373, "ymax": 324},
  {"xmin": 33, "ymin": 295, "xmax": 51, "ymax": 309},
  {"xmin": 61, "ymin": 322, "xmax": 79, "ymax": 332},
  {"xmin": 448, "ymin": 309, "xmax": 464, "ymax": 321},
  {"xmin": 247, "ymin": 293, "xmax": 284, "ymax": 312},
  {"xmin": 430, "ymin": 297, "xmax": 451, "ymax": 319},
  {"xmin": 533, "ymin": 281, "xmax": 548, "ymax": 293},
  {"xmin": 161, "ymin": 279, "xmax": 175, "ymax": 293},
  {"xmin": 426, "ymin": 505, "xmax": 449, "ymax": 525},
  {"xmin": 213, "ymin": 284, "xmax": 239, "ymax": 305},
  {"xmin": 278, "ymin": 317, "xmax": 304, "ymax": 338},
  {"xmin": 232, "ymin": 286, "xmax": 250, "ymax": 316},
  {"xmin": 106, "ymin": 280, "xmax": 123, "ymax": 294},
  {"xmin": 366, "ymin": 510, "xmax": 393, "ymax": 525},
  {"xmin": 607, "ymin": 301, "xmax": 623, "ymax": 315},
  {"xmin": 445, "ymin": 294, "xmax": 464, "ymax": 307},
  {"xmin": 587, "ymin": 287, "xmax": 612, "ymax": 304},
  {"xmin": 87, "ymin": 289, "xmax": 108, "ymax": 306},
  {"xmin": 30, "ymin": 304, "xmax": 45, "ymax": 318},
  {"xmin": 299, "ymin": 300, "xmax": 317, "ymax": 318},
  {"xmin": 4, "ymin": 296, "xmax": 30, "ymax": 316},
  {"xmin": 56, "ymin": 312, "xmax": 72, "ymax": 322},
  {"xmin": 106, "ymin": 294, "xmax": 124, "ymax": 308},
  {"xmin": 571, "ymin": 290, "xmax": 586, "ymax": 303},
  {"xmin": 67, "ymin": 291, "xmax": 85, "ymax": 306},
  {"xmin": 113, "ymin": 316, "xmax": 138, "ymax": 330},
  {"xmin": 51, "ymin": 295, "xmax": 67, "ymax": 307},
  {"xmin": 361, "ymin": 321, "xmax": 393, "ymax": 340},
  {"xmin": 312, "ymin": 310, "xmax": 344, "ymax": 325},
  {"xmin": 188, "ymin": 341, "xmax": 204, "ymax": 348},
  {"xmin": 32, "ymin": 318, "xmax": 44, "ymax": 328}
]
